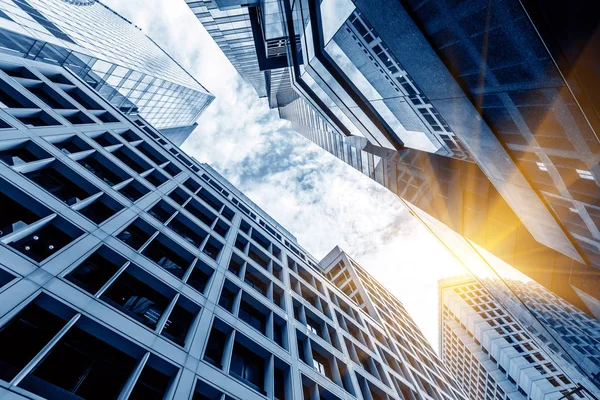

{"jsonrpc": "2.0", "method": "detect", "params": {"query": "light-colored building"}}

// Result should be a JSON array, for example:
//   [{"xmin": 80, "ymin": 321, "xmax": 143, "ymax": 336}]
[
  {"xmin": 439, "ymin": 277, "xmax": 599, "ymax": 399},
  {"xmin": 0, "ymin": 53, "xmax": 466, "ymax": 400}
]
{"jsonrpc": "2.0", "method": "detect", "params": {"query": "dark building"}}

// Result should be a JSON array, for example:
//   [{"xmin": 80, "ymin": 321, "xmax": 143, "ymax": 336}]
[{"xmin": 185, "ymin": 0, "xmax": 600, "ymax": 319}]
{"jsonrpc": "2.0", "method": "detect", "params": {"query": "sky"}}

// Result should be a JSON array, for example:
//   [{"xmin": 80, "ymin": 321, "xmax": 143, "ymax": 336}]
[{"xmin": 103, "ymin": 0, "xmax": 468, "ymax": 350}]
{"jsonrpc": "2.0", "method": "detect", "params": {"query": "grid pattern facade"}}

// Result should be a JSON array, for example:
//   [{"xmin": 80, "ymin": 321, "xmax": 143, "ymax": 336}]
[
  {"xmin": 439, "ymin": 278, "xmax": 597, "ymax": 399},
  {"xmin": 486, "ymin": 279, "xmax": 600, "ymax": 381},
  {"xmin": 0, "ymin": 54, "xmax": 466, "ymax": 400},
  {"xmin": 185, "ymin": 0, "xmax": 267, "ymax": 97},
  {"xmin": 0, "ymin": 0, "xmax": 214, "ymax": 128},
  {"xmin": 322, "ymin": 250, "xmax": 467, "ymax": 400}
]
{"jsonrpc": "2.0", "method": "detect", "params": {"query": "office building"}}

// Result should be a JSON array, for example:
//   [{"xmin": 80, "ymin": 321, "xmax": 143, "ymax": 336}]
[
  {"xmin": 184, "ymin": 0, "xmax": 600, "ymax": 317},
  {"xmin": 0, "ymin": 53, "xmax": 467, "ymax": 400},
  {"xmin": 485, "ymin": 278, "xmax": 600, "ymax": 384},
  {"xmin": 0, "ymin": 0, "xmax": 214, "ymax": 129},
  {"xmin": 186, "ymin": 0, "xmax": 266, "ymax": 97},
  {"xmin": 160, "ymin": 123, "xmax": 199, "ymax": 147},
  {"xmin": 439, "ymin": 277, "xmax": 600, "ymax": 399}
]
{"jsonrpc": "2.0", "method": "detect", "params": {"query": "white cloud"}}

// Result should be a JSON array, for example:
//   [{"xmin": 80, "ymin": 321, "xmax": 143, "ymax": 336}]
[{"xmin": 102, "ymin": 0, "xmax": 467, "ymax": 350}]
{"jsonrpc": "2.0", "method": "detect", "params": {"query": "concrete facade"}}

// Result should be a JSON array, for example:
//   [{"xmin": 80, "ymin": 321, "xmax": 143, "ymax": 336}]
[
  {"xmin": 439, "ymin": 277, "xmax": 600, "ymax": 399},
  {"xmin": 0, "ymin": 54, "xmax": 467, "ymax": 400}
]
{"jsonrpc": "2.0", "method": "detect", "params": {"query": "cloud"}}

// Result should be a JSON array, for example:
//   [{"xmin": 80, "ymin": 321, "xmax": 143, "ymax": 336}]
[{"xmin": 102, "ymin": 0, "xmax": 467, "ymax": 350}]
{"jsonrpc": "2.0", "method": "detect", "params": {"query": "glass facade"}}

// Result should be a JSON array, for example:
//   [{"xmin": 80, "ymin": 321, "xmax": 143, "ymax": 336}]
[
  {"xmin": 186, "ymin": 0, "xmax": 600, "ymax": 314},
  {"xmin": 159, "ymin": 122, "xmax": 199, "ymax": 147},
  {"xmin": 0, "ymin": 0, "xmax": 214, "ymax": 129},
  {"xmin": 279, "ymin": 97, "xmax": 383, "ymax": 181},
  {"xmin": 186, "ymin": 0, "xmax": 267, "ymax": 97},
  {"xmin": 188, "ymin": 0, "xmax": 600, "ymax": 395}
]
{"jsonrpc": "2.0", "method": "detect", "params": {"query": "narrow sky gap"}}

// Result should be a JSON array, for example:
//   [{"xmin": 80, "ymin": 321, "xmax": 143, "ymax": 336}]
[{"xmin": 103, "ymin": 0, "xmax": 467, "ymax": 350}]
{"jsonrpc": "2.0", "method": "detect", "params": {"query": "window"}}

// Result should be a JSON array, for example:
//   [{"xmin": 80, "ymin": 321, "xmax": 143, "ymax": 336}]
[
  {"xmin": 184, "ymin": 178, "xmax": 200, "ymax": 192},
  {"xmin": 8, "ymin": 217, "xmax": 82, "ymax": 262},
  {"xmin": 230, "ymin": 341, "xmax": 266, "ymax": 394},
  {"xmin": 117, "ymin": 219, "xmax": 154, "ymax": 250},
  {"xmin": 274, "ymin": 318, "xmax": 286, "ymax": 349},
  {"xmin": 248, "ymin": 244, "xmax": 270, "ymax": 270},
  {"xmin": 167, "ymin": 214, "xmax": 208, "ymax": 248},
  {"xmin": 78, "ymin": 194, "xmax": 123, "ymax": 224},
  {"xmin": 244, "ymin": 265, "xmax": 269, "ymax": 296},
  {"xmin": 136, "ymin": 142, "xmax": 167, "ymax": 167},
  {"xmin": 128, "ymin": 357, "xmax": 178, "ymax": 400},
  {"xmin": 202, "ymin": 237, "xmax": 223, "ymax": 260},
  {"xmin": 306, "ymin": 316, "xmax": 322, "ymax": 337},
  {"xmin": 193, "ymin": 379, "xmax": 234, "ymax": 400},
  {"xmin": 311, "ymin": 353, "xmax": 331, "ymax": 379},
  {"xmin": 213, "ymin": 219, "xmax": 230, "ymax": 237},
  {"xmin": 185, "ymin": 198, "xmax": 217, "ymax": 226},
  {"xmin": 142, "ymin": 235, "xmax": 194, "ymax": 279},
  {"xmin": 0, "ymin": 140, "xmax": 50, "ymax": 166},
  {"xmin": 238, "ymin": 299, "xmax": 267, "ymax": 335},
  {"xmin": 161, "ymin": 297, "xmax": 199, "ymax": 346},
  {"xmin": 78, "ymin": 153, "xmax": 129, "ymax": 186},
  {"xmin": 145, "ymin": 170, "xmax": 168, "ymax": 187},
  {"xmin": 186, "ymin": 260, "xmax": 215, "ymax": 294},
  {"xmin": 148, "ymin": 200, "xmax": 176, "ymax": 223},
  {"xmin": 100, "ymin": 267, "xmax": 172, "ymax": 329},
  {"xmin": 118, "ymin": 180, "xmax": 149, "ymax": 202},
  {"xmin": 204, "ymin": 324, "xmax": 228, "ymax": 368},
  {"xmin": 0, "ymin": 184, "xmax": 50, "ymax": 238},
  {"xmin": 90, "ymin": 132, "xmax": 120, "ymax": 147},
  {"xmin": 65, "ymin": 246, "xmax": 125, "ymax": 295},
  {"xmin": 218, "ymin": 282, "xmax": 238, "ymax": 312},
  {"xmin": 0, "ymin": 292, "xmax": 178, "ymax": 400},
  {"xmin": 274, "ymin": 364, "xmax": 288, "ymax": 400},
  {"xmin": 313, "ymin": 358, "xmax": 327, "ymax": 375},
  {"xmin": 62, "ymin": 86, "xmax": 102, "ymax": 111},
  {"xmin": 25, "ymin": 163, "xmax": 98, "ymax": 205},
  {"xmin": 197, "ymin": 188, "xmax": 223, "ymax": 212},
  {"xmin": 113, "ymin": 147, "xmax": 150, "ymax": 174},
  {"xmin": 228, "ymin": 253, "xmax": 245, "ymax": 276},
  {"xmin": 20, "ymin": 324, "xmax": 137, "ymax": 399},
  {"xmin": 547, "ymin": 377, "xmax": 560, "ymax": 387},
  {"xmin": 25, "ymin": 82, "xmax": 76, "ymax": 110},
  {"xmin": 0, "ymin": 301, "xmax": 67, "ymax": 382}
]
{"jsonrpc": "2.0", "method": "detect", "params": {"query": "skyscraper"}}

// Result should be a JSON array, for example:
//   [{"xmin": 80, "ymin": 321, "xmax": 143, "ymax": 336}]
[
  {"xmin": 184, "ymin": 0, "xmax": 600, "ymax": 319},
  {"xmin": 0, "ymin": 53, "xmax": 467, "ymax": 400},
  {"xmin": 159, "ymin": 122, "xmax": 199, "ymax": 147},
  {"xmin": 439, "ymin": 277, "xmax": 600, "ymax": 399},
  {"xmin": 0, "ymin": 0, "xmax": 214, "ymax": 131}
]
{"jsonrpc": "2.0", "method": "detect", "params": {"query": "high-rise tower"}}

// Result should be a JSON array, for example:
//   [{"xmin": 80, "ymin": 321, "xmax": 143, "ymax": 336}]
[
  {"xmin": 184, "ymin": 0, "xmax": 600, "ymax": 320},
  {"xmin": 0, "ymin": 0, "xmax": 214, "ymax": 133},
  {"xmin": 0, "ymin": 52, "xmax": 466, "ymax": 400},
  {"xmin": 439, "ymin": 277, "xmax": 600, "ymax": 399}
]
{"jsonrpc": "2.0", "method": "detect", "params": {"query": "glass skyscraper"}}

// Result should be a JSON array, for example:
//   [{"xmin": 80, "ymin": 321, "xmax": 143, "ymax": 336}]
[
  {"xmin": 185, "ymin": 0, "xmax": 600, "ymax": 318},
  {"xmin": 0, "ymin": 0, "xmax": 214, "ymax": 130},
  {"xmin": 0, "ymin": 51, "xmax": 469, "ymax": 400}
]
